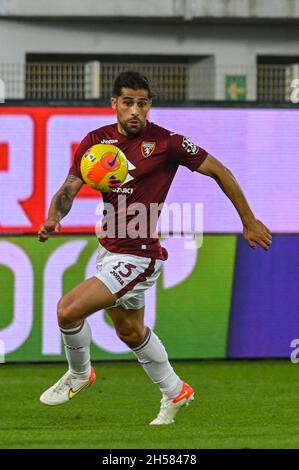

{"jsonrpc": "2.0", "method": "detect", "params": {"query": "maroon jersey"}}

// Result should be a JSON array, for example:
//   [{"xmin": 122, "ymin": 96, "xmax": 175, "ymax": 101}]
[{"xmin": 70, "ymin": 121, "xmax": 208, "ymax": 260}]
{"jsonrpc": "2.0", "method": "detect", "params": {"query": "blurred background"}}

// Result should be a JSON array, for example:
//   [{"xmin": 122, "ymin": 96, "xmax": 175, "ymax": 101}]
[{"xmin": 0, "ymin": 0, "xmax": 298, "ymax": 362}]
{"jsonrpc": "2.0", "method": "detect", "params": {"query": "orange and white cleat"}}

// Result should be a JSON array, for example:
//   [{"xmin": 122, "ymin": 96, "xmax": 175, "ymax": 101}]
[
  {"xmin": 40, "ymin": 367, "xmax": 96, "ymax": 406},
  {"xmin": 150, "ymin": 382, "xmax": 195, "ymax": 425}
]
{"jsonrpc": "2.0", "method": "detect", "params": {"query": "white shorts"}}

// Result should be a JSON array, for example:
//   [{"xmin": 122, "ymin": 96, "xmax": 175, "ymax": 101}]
[{"xmin": 94, "ymin": 244, "xmax": 163, "ymax": 310}]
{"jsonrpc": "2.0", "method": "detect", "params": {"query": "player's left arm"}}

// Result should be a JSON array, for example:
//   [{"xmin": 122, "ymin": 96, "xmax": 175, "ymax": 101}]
[{"xmin": 197, "ymin": 154, "xmax": 272, "ymax": 250}]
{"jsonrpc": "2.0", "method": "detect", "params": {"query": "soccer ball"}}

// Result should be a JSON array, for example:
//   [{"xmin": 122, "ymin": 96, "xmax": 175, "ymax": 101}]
[{"xmin": 80, "ymin": 144, "xmax": 128, "ymax": 192}]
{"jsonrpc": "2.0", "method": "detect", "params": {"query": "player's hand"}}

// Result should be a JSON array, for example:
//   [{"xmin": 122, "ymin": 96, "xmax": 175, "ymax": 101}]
[
  {"xmin": 243, "ymin": 219, "xmax": 272, "ymax": 251},
  {"xmin": 38, "ymin": 219, "xmax": 61, "ymax": 242}
]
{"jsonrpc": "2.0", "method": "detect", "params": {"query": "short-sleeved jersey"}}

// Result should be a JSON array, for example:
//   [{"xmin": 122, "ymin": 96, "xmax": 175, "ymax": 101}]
[{"xmin": 70, "ymin": 121, "xmax": 208, "ymax": 260}]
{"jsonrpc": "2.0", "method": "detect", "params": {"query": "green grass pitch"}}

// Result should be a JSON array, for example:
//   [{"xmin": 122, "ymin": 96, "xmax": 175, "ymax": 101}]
[{"xmin": 0, "ymin": 360, "xmax": 298, "ymax": 449}]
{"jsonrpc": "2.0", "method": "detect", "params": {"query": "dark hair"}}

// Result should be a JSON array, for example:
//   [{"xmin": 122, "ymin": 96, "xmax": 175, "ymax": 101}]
[{"xmin": 112, "ymin": 70, "xmax": 152, "ymax": 99}]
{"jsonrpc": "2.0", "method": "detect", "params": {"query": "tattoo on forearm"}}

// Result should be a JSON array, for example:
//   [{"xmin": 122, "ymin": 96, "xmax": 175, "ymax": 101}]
[
  {"xmin": 55, "ymin": 191, "xmax": 73, "ymax": 218},
  {"xmin": 66, "ymin": 174, "xmax": 79, "ymax": 183}
]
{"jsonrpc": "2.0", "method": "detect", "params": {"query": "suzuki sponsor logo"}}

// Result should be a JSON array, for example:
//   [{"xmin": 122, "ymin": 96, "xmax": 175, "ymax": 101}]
[{"xmin": 112, "ymin": 187, "xmax": 134, "ymax": 194}]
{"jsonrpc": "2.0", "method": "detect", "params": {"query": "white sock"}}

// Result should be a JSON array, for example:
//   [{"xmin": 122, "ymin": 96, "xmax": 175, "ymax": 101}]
[
  {"xmin": 60, "ymin": 320, "xmax": 92, "ymax": 380},
  {"xmin": 132, "ymin": 328, "xmax": 183, "ymax": 398}
]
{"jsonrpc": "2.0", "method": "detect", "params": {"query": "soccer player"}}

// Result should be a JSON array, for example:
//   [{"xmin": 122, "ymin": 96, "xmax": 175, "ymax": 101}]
[{"xmin": 38, "ymin": 71, "xmax": 272, "ymax": 425}]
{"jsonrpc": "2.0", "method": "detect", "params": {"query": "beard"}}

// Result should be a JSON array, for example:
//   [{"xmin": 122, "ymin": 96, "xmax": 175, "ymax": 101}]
[{"xmin": 119, "ymin": 118, "xmax": 145, "ymax": 136}]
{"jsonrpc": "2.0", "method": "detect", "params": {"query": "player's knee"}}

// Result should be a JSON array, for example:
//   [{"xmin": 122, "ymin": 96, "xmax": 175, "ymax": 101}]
[
  {"xmin": 116, "ymin": 324, "xmax": 145, "ymax": 348},
  {"xmin": 57, "ymin": 300, "xmax": 79, "ymax": 328}
]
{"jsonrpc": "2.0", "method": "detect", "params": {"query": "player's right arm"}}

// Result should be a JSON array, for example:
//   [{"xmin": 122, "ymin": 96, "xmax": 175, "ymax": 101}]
[{"xmin": 37, "ymin": 174, "xmax": 83, "ymax": 242}]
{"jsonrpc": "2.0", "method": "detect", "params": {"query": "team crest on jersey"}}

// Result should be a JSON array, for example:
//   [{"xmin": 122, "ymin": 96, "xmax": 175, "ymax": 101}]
[{"xmin": 141, "ymin": 141, "xmax": 156, "ymax": 158}]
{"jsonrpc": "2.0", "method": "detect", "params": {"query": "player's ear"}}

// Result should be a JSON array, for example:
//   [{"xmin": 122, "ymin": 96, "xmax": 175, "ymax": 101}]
[{"xmin": 111, "ymin": 97, "xmax": 117, "ymax": 110}]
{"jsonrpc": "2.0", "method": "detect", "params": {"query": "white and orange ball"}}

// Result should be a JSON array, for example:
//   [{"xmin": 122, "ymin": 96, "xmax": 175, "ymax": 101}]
[{"xmin": 80, "ymin": 144, "xmax": 128, "ymax": 192}]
